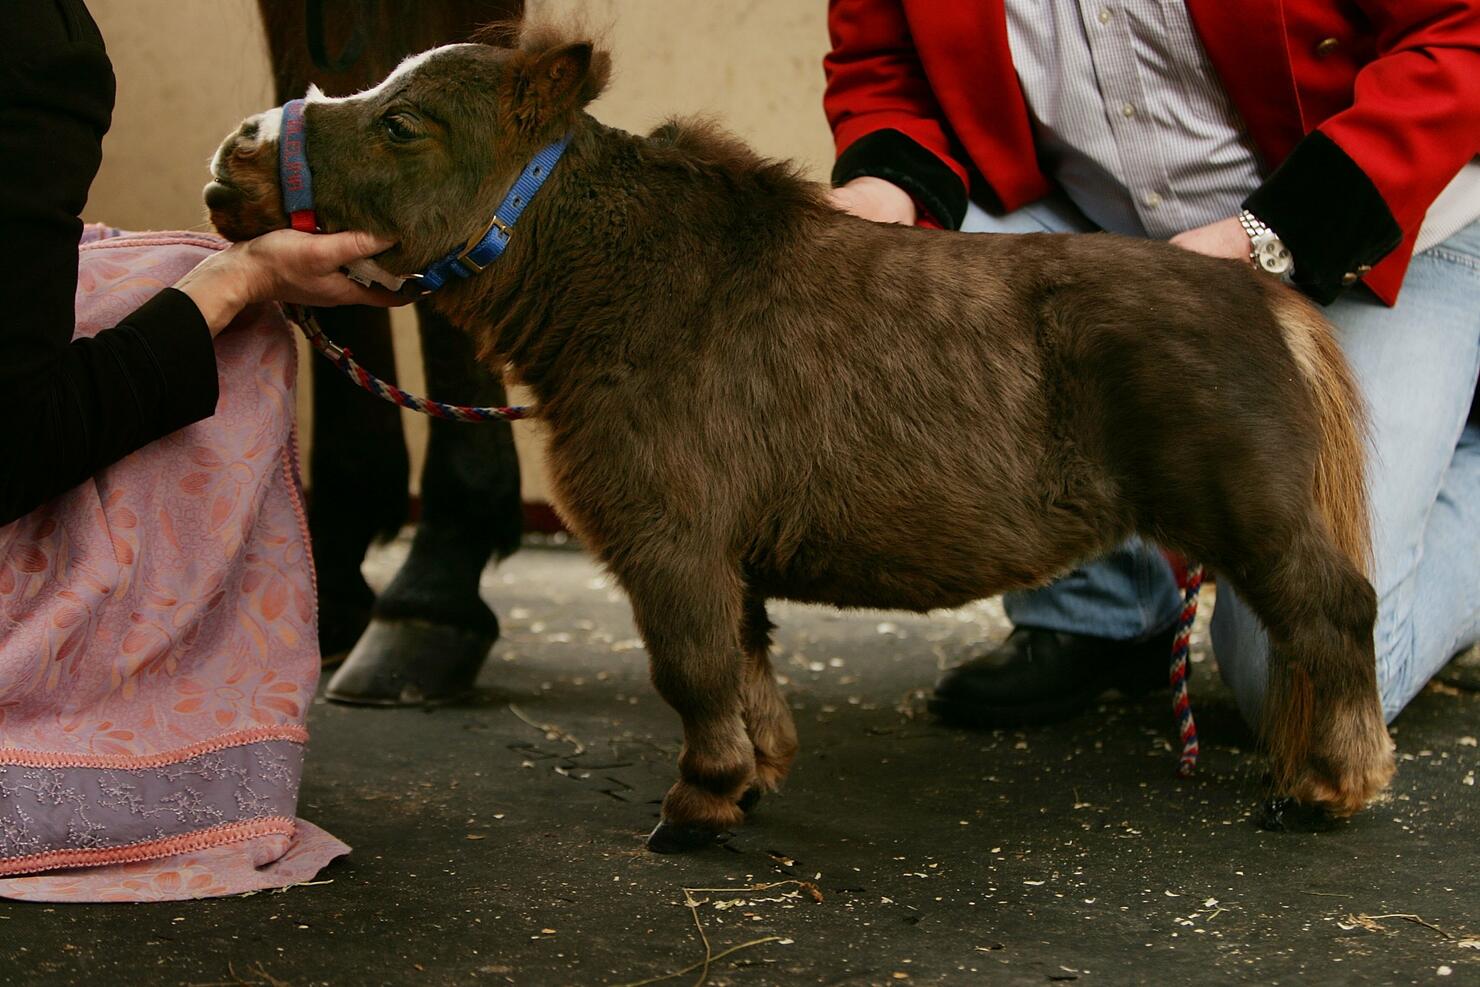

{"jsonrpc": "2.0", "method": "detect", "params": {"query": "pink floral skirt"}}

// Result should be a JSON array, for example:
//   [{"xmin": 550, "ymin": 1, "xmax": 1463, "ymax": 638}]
[{"xmin": 0, "ymin": 229, "xmax": 348, "ymax": 901}]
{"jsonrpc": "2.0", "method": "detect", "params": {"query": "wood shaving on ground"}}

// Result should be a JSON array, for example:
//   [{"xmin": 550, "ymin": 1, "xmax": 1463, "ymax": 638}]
[
  {"xmin": 508, "ymin": 703, "xmax": 586, "ymax": 755},
  {"xmin": 610, "ymin": 881, "xmax": 823, "ymax": 987},
  {"xmin": 1339, "ymin": 912, "xmax": 1476, "ymax": 944}
]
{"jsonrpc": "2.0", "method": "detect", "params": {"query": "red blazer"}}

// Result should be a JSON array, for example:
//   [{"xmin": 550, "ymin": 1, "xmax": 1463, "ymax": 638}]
[{"xmin": 823, "ymin": 0, "xmax": 1480, "ymax": 305}]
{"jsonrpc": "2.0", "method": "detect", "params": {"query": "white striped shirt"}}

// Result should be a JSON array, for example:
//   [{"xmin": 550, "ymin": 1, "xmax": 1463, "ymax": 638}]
[{"xmin": 1003, "ymin": 0, "xmax": 1480, "ymax": 250}]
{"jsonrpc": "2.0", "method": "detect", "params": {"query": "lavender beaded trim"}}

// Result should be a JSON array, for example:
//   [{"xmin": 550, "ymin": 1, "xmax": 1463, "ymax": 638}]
[{"xmin": 0, "ymin": 740, "xmax": 303, "ymax": 863}]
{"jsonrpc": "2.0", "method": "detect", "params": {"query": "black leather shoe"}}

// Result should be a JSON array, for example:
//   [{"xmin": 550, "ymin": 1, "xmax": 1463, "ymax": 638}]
[
  {"xmin": 1437, "ymin": 644, "xmax": 1480, "ymax": 691},
  {"xmin": 929, "ymin": 625, "xmax": 1177, "ymax": 728}
]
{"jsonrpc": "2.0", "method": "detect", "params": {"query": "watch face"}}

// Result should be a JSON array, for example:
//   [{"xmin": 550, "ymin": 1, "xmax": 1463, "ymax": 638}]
[{"xmin": 1254, "ymin": 235, "xmax": 1293, "ymax": 275}]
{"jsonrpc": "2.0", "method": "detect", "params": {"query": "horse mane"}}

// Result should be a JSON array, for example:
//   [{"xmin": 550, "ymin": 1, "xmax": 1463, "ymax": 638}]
[{"xmin": 639, "ymin": 117, "xmax": 821, "ymax": 206}]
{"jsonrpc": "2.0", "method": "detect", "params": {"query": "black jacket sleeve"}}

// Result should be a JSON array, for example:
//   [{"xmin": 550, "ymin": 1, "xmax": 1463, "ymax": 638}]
[
  {"xmin": 830, "ymin": 128, "xmax": 970, "ymax": 230},
  {"xmin": 1242, "ymin": 131, "xmax": 1404, "ymax": 306},
  {"xmin": 0, "ymin": 0, "xmax": 219, "ymax": 527}
]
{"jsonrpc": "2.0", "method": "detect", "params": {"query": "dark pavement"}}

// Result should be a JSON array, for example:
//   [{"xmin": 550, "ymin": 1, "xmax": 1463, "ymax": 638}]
[{"xmin": 3, "ymin": 541, "xmax": 1477, "ymax": 986}]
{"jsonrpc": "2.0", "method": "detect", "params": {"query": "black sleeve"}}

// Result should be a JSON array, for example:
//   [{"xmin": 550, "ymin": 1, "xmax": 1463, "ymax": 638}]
[
  {"xmin": 0, "ymin": 0, "xmax": 219, "ymax": 527},
  {"xmin": 830, "ymin": 128, "xmax": 970, "ymax": 230},
  {"xmin": 1242, "ymin": 130, "xmax": 1404, "ymax": 305}
]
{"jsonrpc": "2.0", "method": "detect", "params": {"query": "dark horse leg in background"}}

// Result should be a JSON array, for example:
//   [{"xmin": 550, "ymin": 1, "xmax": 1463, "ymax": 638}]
[
  {"xmin": 327, "ymin": 304, "xmax": 523, "ymax": 703},
  {"xmin": 259, "ymin": 0, "xmax": 525, "ymax": 703},
  {"xmin": 303, "ymin": 306, "xmax": 408, "ymax": 657}
]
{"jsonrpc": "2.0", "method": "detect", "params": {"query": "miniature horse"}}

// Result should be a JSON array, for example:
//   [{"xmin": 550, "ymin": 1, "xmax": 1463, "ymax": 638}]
[{"xmin": 206, "ymin": 26, "xmax": 1395, "ymax": 852}]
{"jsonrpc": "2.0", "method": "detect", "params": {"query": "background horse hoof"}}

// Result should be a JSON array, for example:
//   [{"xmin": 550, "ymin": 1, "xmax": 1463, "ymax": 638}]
[
  {"xmin": 325, "ymin": 617, "xmax": 494, "ymax": 705},
  {"xmin": 646, "ymin": 820, "xmax": 727, "ymax": 854}
]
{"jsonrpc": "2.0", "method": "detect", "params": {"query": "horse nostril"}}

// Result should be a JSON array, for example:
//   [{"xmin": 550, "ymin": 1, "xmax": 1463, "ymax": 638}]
[{"xmin": 241, "ymin": 119, "xmax": 260, "ymax": 140}]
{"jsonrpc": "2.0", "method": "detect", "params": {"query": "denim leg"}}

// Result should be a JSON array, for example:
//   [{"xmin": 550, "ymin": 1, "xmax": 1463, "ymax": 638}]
[
  {"xmin": 1002, "ymin": 536, "xmax": 1186, "ymax": 639},
  {"xmin": 1213, "ymin": 221, "xmax": 1480, "ymax": 727},
  {"xmin": 960, "ymin": 197, "xmax": 1183, "ymax": 641}
]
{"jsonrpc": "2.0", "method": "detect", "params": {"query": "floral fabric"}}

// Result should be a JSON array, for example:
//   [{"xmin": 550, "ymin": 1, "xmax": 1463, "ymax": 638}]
[{"xmin": 0, "ymin": 229, "xmax": 348, "ymax": 901}]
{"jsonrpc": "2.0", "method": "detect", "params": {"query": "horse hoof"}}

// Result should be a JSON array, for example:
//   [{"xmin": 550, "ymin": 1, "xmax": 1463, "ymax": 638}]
[
  {"xmin": 737, "ymin": 786, "xmax": 763, "ymax": 814},
  {"xmin": 646, "ymin": 820, "xmax": 724, "ymax": 854},
  {"xmin": 325, "ymin": 617, "xmax": 494, "ymax": 706},
  {"xmin": 1258, "ymin": 796, "xmax": 1340, "ymax": 833}
]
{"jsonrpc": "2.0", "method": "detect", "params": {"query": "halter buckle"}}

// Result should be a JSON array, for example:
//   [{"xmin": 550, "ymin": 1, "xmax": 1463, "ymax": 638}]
[{"xmin": 455, "ymin": 215, "xmax": 512, "ymax": 273}]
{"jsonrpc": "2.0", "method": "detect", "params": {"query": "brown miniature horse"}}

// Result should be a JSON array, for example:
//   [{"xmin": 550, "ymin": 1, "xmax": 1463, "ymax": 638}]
[{"xmin": 206, "ymin": 25, "xmax": 1395, "ymax": 852}]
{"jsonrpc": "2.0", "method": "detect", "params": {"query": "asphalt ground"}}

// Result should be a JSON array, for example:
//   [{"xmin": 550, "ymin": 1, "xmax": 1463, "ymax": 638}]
[{"xmin": 3, "ymin": 540, "xmax": 1476, "ymax": 986}]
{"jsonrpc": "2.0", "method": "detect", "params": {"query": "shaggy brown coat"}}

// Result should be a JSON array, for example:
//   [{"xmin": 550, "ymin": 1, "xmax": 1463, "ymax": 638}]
[{"xmin": 206, "ymin": 25, "xmax": 1394, "ymax": 852}]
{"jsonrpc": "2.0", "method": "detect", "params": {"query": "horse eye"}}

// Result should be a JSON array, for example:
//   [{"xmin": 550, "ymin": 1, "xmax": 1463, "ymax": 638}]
[{"xmin": 382, "ymin": 114, "xmax": 421, "ymax": 143}]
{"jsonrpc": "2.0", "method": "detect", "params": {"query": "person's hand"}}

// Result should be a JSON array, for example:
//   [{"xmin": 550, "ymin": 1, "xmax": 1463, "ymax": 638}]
[
  {"xmin": 1169, "ymin": 216, "xmax": 1252, "ymax": 264},
  {"xmin": 176, "ymin": 229, "xmax": 408, "ymax": 336},
  {"xmin": 827, "ymin": 176, "xmax": 918, "ymax": 226}
]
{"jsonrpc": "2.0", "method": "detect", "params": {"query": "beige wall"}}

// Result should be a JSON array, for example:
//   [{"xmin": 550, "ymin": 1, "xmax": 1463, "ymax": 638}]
[{"xmin": 83, "ymin": 0, "xmax": 833, "ymax": 501}]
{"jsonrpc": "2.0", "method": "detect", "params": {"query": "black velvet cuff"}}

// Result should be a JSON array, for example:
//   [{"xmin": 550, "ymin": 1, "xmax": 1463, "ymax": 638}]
[
  {"xmin": 115, "ymin": 286, "xmax": 220, "ymax": 430},
  {"xmin": 1242, "ymin": 131, "xmax": 1403, "ymax": 305},
  {"xmin": 832, "ymin": 128, "xmax": 968, "ymax": 229}
]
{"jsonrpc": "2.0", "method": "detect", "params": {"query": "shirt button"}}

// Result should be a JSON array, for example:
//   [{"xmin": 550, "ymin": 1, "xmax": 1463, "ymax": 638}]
[
  {"xmin": 1316, "ymin": 37, "xmax": 1341, "ymax": 57},
  {"xmin": 1342, "ymin": 272, "xmax": 1359, "ymax": 285},
  {"xmin": 1121, "ymin": 102, "xmax": 1136, "ymax": 118},
  {"xmin": 1143, "ymin": 191, "xmax": 1162, "ymax": 208},
  {"xmin": 1098, "ymin": 6, "xmax": 1113, "ymax": 25}
]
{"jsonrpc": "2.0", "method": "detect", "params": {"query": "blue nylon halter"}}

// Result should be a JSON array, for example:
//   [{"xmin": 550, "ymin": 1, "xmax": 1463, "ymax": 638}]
[
  {"xmin": 276, "ymin": 97, "xmax": 570, "ymax": 294},
  {"xmin": 409, "ymin": 134, "xmax": 571, "ymax": 294}
]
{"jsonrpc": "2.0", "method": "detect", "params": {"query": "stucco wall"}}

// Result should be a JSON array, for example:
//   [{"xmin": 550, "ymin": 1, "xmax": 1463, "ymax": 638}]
[{"xmin": 82, "ymin": 0, "xmax": 834, "ymax": 502}]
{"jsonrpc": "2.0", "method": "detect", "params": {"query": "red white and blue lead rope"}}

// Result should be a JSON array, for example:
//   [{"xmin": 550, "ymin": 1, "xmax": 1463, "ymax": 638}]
[
  {"xmin": 286, "ymin": 303, "xmax": 531, "ymax": 422},
  {"xmin": 1170, "ymin": 563, "xmax": 1205, "ymax": 777}
]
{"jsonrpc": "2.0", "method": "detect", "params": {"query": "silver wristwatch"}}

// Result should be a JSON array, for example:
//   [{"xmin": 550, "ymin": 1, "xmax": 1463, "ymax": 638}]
[{"xmin": 1238, "ymin": 209, "xmax": 1293, "ymax": 276}]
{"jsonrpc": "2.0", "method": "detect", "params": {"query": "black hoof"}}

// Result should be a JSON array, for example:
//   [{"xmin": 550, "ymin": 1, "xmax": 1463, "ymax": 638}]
[
  {"xmin": 325, "ymin": 617, "xmax": 494, "ymax": 706},
  {"xmin": 737, "ymin": 786, "xmax": 763, "ymax": 814},
  {"xmin": 646, "ymin": 820, "xmax": 725, "ymax": 854},
  {"xmin": 1258, "ymin": 796, "xmax": 1340, "ymax": 833}
]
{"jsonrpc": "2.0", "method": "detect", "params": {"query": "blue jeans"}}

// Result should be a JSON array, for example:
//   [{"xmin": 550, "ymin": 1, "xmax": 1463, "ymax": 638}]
[{"xmin": 961, "ymin": 196, "xmax": 1480, "ymax": 726}]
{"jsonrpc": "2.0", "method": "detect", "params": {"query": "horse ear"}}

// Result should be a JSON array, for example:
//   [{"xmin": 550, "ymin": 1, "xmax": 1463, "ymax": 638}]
[
  {"xmin": 532, "ymin": 42, "xmax": 593, "ymax": 105},
  {"xmin": 509, "ymin": 40, "xmax": 609, "ymax": 129}
]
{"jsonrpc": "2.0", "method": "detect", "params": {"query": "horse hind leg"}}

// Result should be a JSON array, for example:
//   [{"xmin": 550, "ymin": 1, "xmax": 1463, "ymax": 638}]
[{"xmin": 1225, "ymin": 524, "xmax": 1394, "ymax": 819}]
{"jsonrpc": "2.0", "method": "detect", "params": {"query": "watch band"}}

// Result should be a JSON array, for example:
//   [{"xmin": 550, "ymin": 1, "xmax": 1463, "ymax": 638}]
[
  {"xmin": 1238, "ymin": 209, "xmax": 1270, "ymax": 246},
  {"xmin": 1239, "ymin": 209, "xmax": 1294, "ymax": 277}
]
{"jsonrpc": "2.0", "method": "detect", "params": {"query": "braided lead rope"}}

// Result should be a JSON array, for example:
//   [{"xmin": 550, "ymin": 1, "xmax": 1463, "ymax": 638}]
[
  {"xmin": 1170, "ymin": 563, "xmax": 1205, "ymax": 777},
  {"xmin": 286, "ymin": 304, "xmax": 531, "ymax": 422}
]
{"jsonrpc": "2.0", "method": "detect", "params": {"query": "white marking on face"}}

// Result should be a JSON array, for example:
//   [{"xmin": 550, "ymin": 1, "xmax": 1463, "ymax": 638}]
[
  {"xmin": 252, "ymin": 106, "xmax": 283, "ymax": 144},
  {"xmin": 211, "ymin": 106, "xmax": 284, "ymax": 179},
  {"xmin": 303, "ymin": 43, "xmax": 481, "ymax": 107}
]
